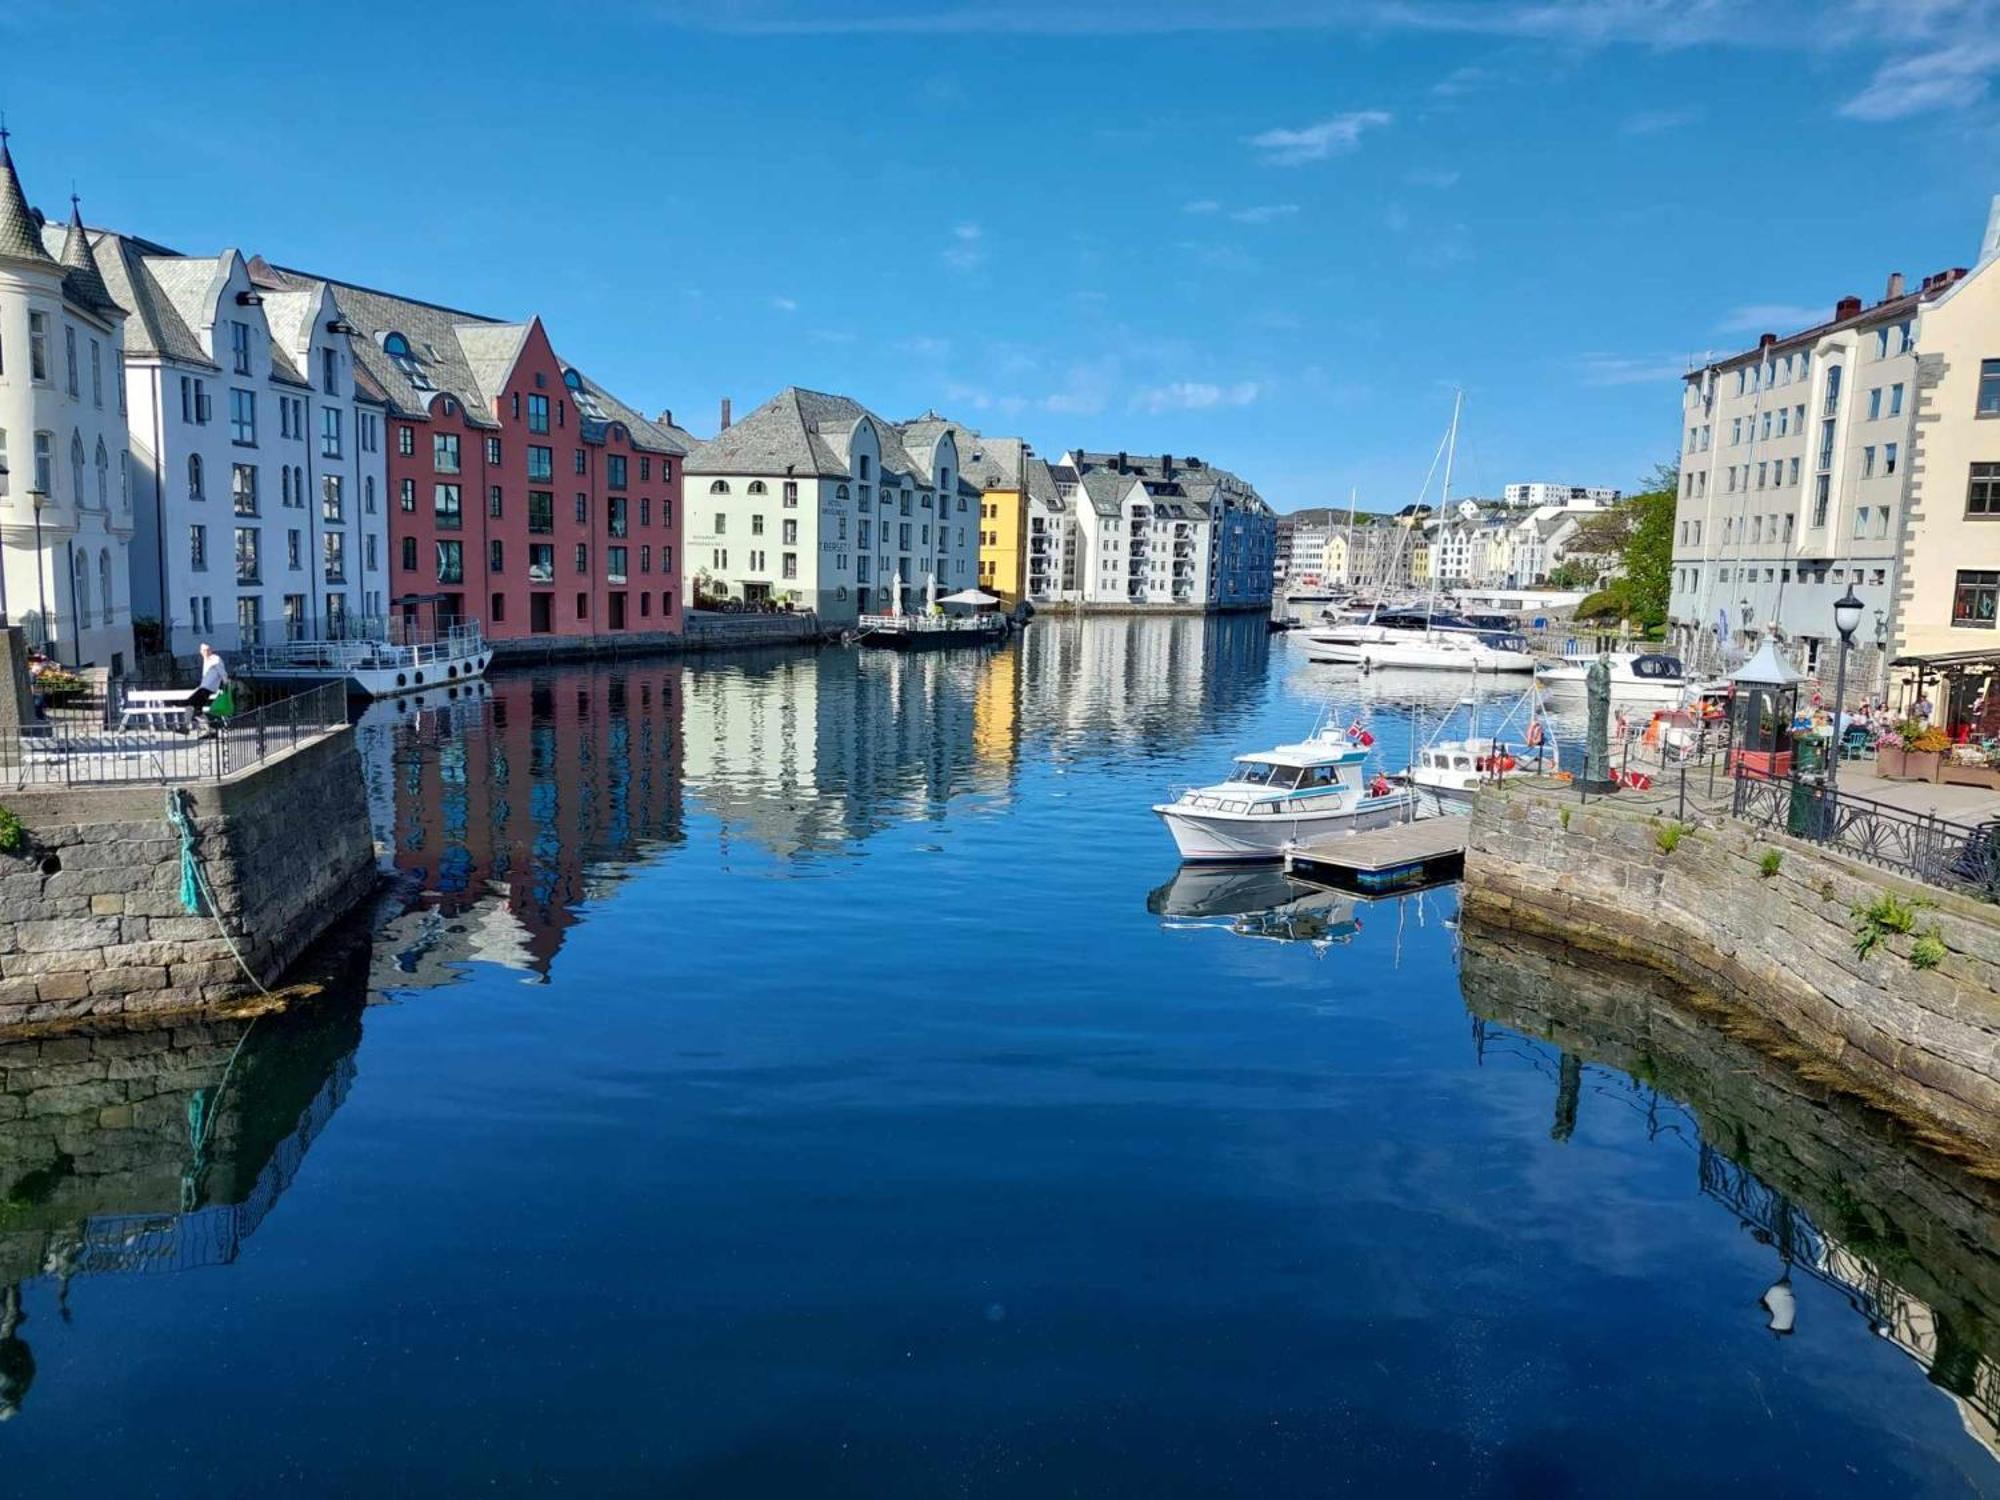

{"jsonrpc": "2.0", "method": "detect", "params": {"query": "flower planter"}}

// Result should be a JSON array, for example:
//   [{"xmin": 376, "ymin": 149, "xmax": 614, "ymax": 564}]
[
  {"xmin": 1876, "ymin": 744, "xmax": 1910, "ymax": 778},
  {"xmin": 1939, "ymin": 761, "xmax": 2000, "ymax": 789},
  {"xmin": 1904, "ymin": 749, "xmax": 1943, "ymax": 783}
]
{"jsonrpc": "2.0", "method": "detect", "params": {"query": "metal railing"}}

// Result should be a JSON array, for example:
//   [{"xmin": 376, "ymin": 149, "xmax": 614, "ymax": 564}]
[
  {"xmin": 1731, "ymin": 771, "xmax": 2000, "ymax": 898},
  {"xmin": 2, "ymin": 680, "xmax": 350, "ymax": 788}
]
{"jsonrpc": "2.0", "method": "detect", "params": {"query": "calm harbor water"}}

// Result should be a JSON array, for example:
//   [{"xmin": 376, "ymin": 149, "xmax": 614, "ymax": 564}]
[{"xmin": 0, "ymin": 615, "xmax": 1994, "ymax": 1495}]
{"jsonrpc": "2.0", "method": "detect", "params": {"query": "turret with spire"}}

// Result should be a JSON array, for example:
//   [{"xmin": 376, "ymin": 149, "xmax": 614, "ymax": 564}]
[
  {"xmin": 57, "ymin": 195, "xmax": 119, "ymax": 314},
  {"xmin": 0, "ymin": 125, "xmax": 57, "ymax": 268}
]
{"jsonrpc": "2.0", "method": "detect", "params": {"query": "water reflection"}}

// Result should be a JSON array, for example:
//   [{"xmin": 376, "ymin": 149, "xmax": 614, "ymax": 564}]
[
  {"xmin": 1017, "ymin": 614, "xmax": 1272, "ymax": 758},
  {"xmin": 1147, "ymin": 865, "xmax": 1363, "ymax": 949},
  {"xmin": 0, "ymin": 971, "xmax": 365, "ymax": 1420},
  {"xmin": 1459, "ymin": 918, "xmax": 2000, "ymax": 1460}
]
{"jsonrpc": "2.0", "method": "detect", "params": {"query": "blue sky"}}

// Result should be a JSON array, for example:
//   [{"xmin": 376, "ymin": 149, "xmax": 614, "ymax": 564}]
[{"xmin": 5, "ymin": 0, "xmax": 1996, "ymax": 511}]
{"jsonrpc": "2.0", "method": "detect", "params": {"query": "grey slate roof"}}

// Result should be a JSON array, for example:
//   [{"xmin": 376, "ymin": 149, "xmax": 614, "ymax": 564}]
[
  {"xmin": 1078, "ymin": 470, "xmax": 1141, "ymax": 517},
  {"xmin": 56, "ymin": 202, "xmax": 120, "ymax": 315},
  {"xmin": 1025, "ymin": 456, "xmax": 1061, "ymax": 511},
  {"xmin": 687, "ymin": 387, "xmax": 909, "ymax": 480},
  {"xmin": 0, "ymin": 142, "xmax": 55, "ymax": 267},
  {"xmin": 88, "ymin": 232, "xmax": 214, "ymax": 366}
]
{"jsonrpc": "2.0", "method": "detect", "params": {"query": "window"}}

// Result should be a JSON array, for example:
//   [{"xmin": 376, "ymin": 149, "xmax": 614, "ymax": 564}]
[
  {"xmin": 64, "ymin": 325, "xmax": 77, "ymax": 395},
  {"xmin": 489, "ymin": 485, "xmax": 504, "ymax": 518},
  {"xmin": 1969, "ymin": 462, "xmax": 2000, "ymax": 516},
  {"xmin": 782, "ymin": 519, "xmax": 797, "ymax": 545},
  {"xmin": 365, "ymin": 476, "xmax": 377, "ymax": 514},
  {"xmin": 232, "ymin": 463, "xmax": 259, "ymax": 516},
  {"xmin": 608, "ymin": 455, "xmax": 627, "ymax": 489},
  {"xmin": 529, "ymin": 544, "xmax": 554, "ymax": 581},
  {"xmin": 708, "ymin": 479, "xmax": 732, "ymax": 495},
  {"xmin": 490, "ymin": 539, "xmax": 505, "ymax": 573},
  {"xmin": 527, "ymin": 394, "xmax": 550, "ymax": 433},
  {"xmin": 324, "ymin": 531, "xmax": 346, "ymax": 583},
  {"xmin": 1889, "ymin": 383, "xmax": 1904, "ymax": 417},
  {"xmin": 322, "ymin": 475, "xmax": 344, "ymax": 523},
  {"xmin": 288, "ymin": 525, "xmax": 304, "ymax": 566},
  {"xmin": 573, "ymin": 448, "xmax": 586, "ymax": 477},
  {"xmin": 188, "ymin": 453, "xmax": 205, "ymax": 500},
  {"xmin": 90, "ymin": 340, "xmax": 101, "ymax": 406},
  {"xmin": 714, "ymin": 512, "xmax": 728, "ymax": 535},
  {"xmin": 529, "ymin": 491, "xmax": 554, "ymax": 533},
  {"xmin": 1954, "ymin": 570, "xmax": 1999, "ymax": 628},
  {"xmin": 752, "ymin": 514, "xmax": 765, "ymax": 536},
  {"xmin": 323, "ymin": 347, "xmax": 339, "ymax": 395},
  {"xmin": 1813, "ymin": 473, "xmax": 1830, "ymax": 528},
  {"xmin": 1884, "ymin": 442, "xmax": 1898, "ymax": 475},
  {"xmin": 320, "ymin": 406, "xmax": 342, "ymax": 458},
  {"xmin": 491, "ymin": 592, "xmax": 506, "ymax": 623},
  {"xmin": 434, "ymin": 432, "xmax": 460, "ymax": 473},
  {"xmin": 639, "ymin": 497, "xmax": 650, "ymax": 528},
  {"xmin": 782, "ymin": 553, "xmax": 797, "ymax": 580},
  {"xmin": 366, "ymin": 534, "xmax": 378, "ymax": 572},
  {"xmin": 235, "ymin": 526, "xmax": 261, "ymax": 584},
  {"xmin": 398, "ymin": 425, "xmax": 415, "ymax": 457},
  {"xmin": 1862, "ymin": 446, "xmax": 1876, "ymax": 478},
  {"xmin": 28, "ymin": 311, "xmax": 47, "ymax": 381},
  {"xmin": 231, "ymin": 320, "xmax": 252, "ymax": 375},
  {"xmin": 1980, "ymin": 360, "xmax": 2000, "ymax": 417},
  {"xmin": 399, "ymin": 478, "xmax": 416, "ymax": 511},
  {"xmin": 401, "ymin": 536, "xmax": 418, "ymax": 571},
  {"xmin": 190, "ymin": 523, "xmax": 208, "ymax": 571},
  {"xmin": 640, "ymin": 545, "xmax": 651, "ymax": 574},
  {"xmin": 436, "ymin": 540, "xmax": 463, "ymax": 584},
  {"xmin": 574, "ymin": 542, "xmax": 588, "ymax": 574},
  {"xmin": 230, "ymin": 388, "xmax": 257, "ymax": 445},
  {"xmin": 1875, "ymin": 505, "xmax": 1890, "ymax": 539},
  {"xmin": 608, "ymin": 497, "xmax": 628, "ymax": 537},
  {"xmin": 608, "ymin": 546, "xmax": 628, "ymax": 582},
  {"xmin": 528, "ymin": 445, "xmax": 553, "ymax": 481},
  {"xmin": 434, "ymin": 483, "xmax": 462, "ymax": 529},
  {"xmin": 575, "ymin": 492, "xmax": 588, "ymax": 524}
]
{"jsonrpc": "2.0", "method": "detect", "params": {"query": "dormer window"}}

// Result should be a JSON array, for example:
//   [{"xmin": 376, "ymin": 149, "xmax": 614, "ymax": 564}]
[
  {"xmin": 382, "ymin": 331, "xmax": 432, "ymax": 390},
  {"xmin": 563, "ymin": 368, "xmax": 607, "ymax": 420}
]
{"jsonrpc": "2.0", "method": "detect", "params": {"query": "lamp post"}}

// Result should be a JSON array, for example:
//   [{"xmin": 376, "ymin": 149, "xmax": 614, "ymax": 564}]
[
  {"xmin": 27, "ymin": 487, "xmax": 48, "ymax": 647},
  {"xmin": 1827, "ymin": 585, "xmax": 1864, "ymax": 800},
  {"xmin": 0, "ymin": 460, "xmax": 9, "ymax": 626}
]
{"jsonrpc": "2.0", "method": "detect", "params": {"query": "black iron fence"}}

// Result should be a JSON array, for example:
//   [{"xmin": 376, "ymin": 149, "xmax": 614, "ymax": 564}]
[
  {"xmin": 1731, "ymin": 772, "xmax": 2000, "ymax": 899},
  {"xmin": 2, "ymin": 681, "xmax": 350, "ymax": 789}
]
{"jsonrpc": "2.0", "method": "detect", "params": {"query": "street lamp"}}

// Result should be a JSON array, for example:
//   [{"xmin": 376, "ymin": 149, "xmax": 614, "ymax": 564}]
[
  {"xmin": 0, "ymin": 460, "xmax": 9, "ymax": 626},
  {"xmin": 27, "ymin": 487, "xmax": 48, "ymax": 645},
  {"xmin": 1827, "ymin": 585, "xmax": 1864, "ymax": 799}
]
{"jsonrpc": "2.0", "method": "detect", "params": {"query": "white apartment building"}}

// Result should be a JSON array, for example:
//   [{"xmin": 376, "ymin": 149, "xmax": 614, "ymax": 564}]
[
  {"xmin": 1504, "ymin": 482, "xmax": 1619, "ymax": 509},
  {"xmin": 1059, "ymin": 450, "xmax": 1276, "ymax": 610},
  {"xmin": 682, "ymin": 389, "xmax": 974, "ymax": 626},
  {"xmin": 90, "ymin": 239, "xmax": 391, "ymax": 655},
  {"xmin": 0, "ymin": 142, "xmax": 135, "ymax": 670},
  {"xmin": 1671, "ymin": 269, "xmax": 1963, "ymax": 680}
]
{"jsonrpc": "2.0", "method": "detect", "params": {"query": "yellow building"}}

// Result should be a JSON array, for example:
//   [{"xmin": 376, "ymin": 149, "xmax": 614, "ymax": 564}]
[
  {"xmin": 1320, "ymin": 533, "xmax": 1349, "ymax": 588},
  {"xmin": 945, "ymin": 427, "xmax": 1035, "ymax": 604},
  {"xmin": 1411, "ymin": 534, "xmax": 1432, "ymax": 584}
]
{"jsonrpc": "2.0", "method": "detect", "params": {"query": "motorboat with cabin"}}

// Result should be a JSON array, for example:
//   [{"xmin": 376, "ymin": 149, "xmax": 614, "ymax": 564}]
[
  {"xmin": 1535, "ymin": 651, "xmax": 1692, "ymax": 706},
  {"xmin": 241, "ymin": 595, "xmax": 491, "ymax": 699},
  {"xmin": 1153, "ymin": 721, "xmax": 1416, "ymax": 863},
  {"xmin": 1403, "ymin": 685, "xmax": 1557, "ymax": 806}
]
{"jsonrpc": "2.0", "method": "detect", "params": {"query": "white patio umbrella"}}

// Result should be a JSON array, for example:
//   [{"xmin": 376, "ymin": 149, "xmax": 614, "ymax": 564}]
[
  {"xmin": 887, "ymin": 577, "xmax": 903, "ymax": 618},
  {"xmin": 925, "ymin": 572, "xmax": 938, "ymax": 612},
  {"xmin": 939, "ymin": 588, "xmax": 1000, "ymax": 608}
]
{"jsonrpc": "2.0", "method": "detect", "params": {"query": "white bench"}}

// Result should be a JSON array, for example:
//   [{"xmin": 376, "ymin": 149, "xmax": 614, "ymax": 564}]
[{"xmin": 119, "ymin": 687, "xmax": 197, "ymax": 732}]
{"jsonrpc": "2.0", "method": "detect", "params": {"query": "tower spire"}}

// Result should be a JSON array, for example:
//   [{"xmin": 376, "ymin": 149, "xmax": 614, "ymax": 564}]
[
  {"xmin": 57, "ymin": 189, "xmax": 116, "ymax": 312},
  {"xmin": 0, "ymin": 126, "xmax": 57, "ymax": 268}
]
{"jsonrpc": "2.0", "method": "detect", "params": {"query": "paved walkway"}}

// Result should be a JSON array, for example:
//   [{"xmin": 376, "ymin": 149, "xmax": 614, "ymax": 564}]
[{"xmin": 1821, "ymin": 763, "xmax": 2000, "ymax": 823}]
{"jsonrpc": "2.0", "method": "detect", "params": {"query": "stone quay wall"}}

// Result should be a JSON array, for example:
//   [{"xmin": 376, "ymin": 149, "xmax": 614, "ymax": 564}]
[
  {"xmin": 1463, "ymin": 780, "xmax": 2000, "ymax": 1152},
  {"xmin": 0, "ymin": 730, "xmax": 378, "ymax": 1030}
]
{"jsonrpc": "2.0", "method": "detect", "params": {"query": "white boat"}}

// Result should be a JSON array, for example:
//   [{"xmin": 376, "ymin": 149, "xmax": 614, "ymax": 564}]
[
  {"xmin": 1153, "ymin": 724, "xmax": 1416, "ymax": 863},
  {"xmin": 1305, "ymin": 628, "xmax": 1537, "ymax": 673},
  {"xmin": 1535, "ymin": 651, "xmax": 1691, "ymax": 706},
  {"xmin": 244, "ymin": 616, "xmax": 492, "ymax": 699},
  {"xmin": 1404, "ymin": 686, "xmax": 1558, "ymax": 805}
]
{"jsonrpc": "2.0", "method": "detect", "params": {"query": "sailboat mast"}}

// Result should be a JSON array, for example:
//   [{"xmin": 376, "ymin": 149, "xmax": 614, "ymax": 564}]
[{"xmin": 1428, "ymin": 390, "xmax": 1461, "ymax": 627}]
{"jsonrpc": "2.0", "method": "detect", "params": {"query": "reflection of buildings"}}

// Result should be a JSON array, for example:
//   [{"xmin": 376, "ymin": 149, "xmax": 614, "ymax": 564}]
[
  {"xmin": 355, "ymin": 662, "xmax": 686, "ymax": 978},
  {"xmin": 0, "ymin": 992, "xmax": 364, "ymax": 1420},
  {"xmin": 1460, "ymin": 921, "xmax": 2000, "ymax": 1461},
  {"xmin": 679, "ymin": 648, "xmax": 993, "ymax": 857},
  {"xmin": 1014, "ymin": 614, "xmax": 1271, "ymax": 757}
]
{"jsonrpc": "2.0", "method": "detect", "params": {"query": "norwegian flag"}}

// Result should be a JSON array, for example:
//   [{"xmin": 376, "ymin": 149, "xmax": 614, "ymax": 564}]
[{"xmin": 1346, "ymin": 721, "xmax": 1375, "ymax": 748}]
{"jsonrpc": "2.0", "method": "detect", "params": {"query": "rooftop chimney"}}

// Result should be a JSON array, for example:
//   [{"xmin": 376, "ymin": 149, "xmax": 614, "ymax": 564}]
[
  {"xmin": 1885, "ymin": 270, "xmax": 1905, "ymax": 300},
  {"xmin": 1161, "ymin": 452, "xmax": 1173, "ymax": 476},
  {"xmin": 1835, "ymin": 295, "xmax": 1863, "ymax": 322},
  {"xmin": 1116, "ymin": 450, "xmax": 1128, "ymax": 473},
  {"xmin": 720, "ymin": 396, "xmax": 732, "ymax": 431},
  {"xmin": 657, "ymin": 407, "xmax": 673, "ymax": 427}
]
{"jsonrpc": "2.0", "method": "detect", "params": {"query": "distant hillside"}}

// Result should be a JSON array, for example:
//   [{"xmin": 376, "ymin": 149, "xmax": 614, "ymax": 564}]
[{"xmin": 1279, "ymin": 506, "xmax": 1394, "ymax": 526}]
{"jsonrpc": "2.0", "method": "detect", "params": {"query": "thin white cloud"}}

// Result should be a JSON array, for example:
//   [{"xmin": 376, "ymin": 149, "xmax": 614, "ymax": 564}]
[
  {"xmin": 943, "ymin": 222, "xmax": 987, "ymax": 271},
  {"xmin": 1133, "ymin": 380, "xmax": 1262, "ymax": 413},
  {"xmin": 1621, "ymin": 106, "xmax": 1703, "ymax": 133},
  {"xmin": 1431, "ymin": 64, "xmax": 1491, "ymax": 98},
  {"xmin": 770, "ymin": 295, "xmax": 799, "ymax": 312},
  {"xmin": 1182, "ymin": 199, "xmax": 1222, "ymax": 214},
  {"xmin": 1715, "ymin": 302, "xmax": 1830, "ymax": 334},
  {"xmin": 1842, "ymin": 39, "xmax": 2000, "ymax": 119},
  {"xmin": 1245, "ymin": 110, "xmax": 1390, "ymax": 165},
  {"xmin": 1578, "ymin": 353, "xmax": 1694, "ymax": 387},
  {"xmin": 1230, "ymin": 203, "xmax": 1300, "ymax": 223}
]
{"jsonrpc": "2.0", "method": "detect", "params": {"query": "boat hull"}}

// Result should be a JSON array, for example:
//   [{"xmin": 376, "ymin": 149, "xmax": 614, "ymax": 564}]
[
  {"xmin": 1537, "ymin": 672, "xmax": 1687, "ymax": 707},
  {"xmin": 1152, "ymin": 794, "xmax": 1417, "ymax": 863},
  {"xmin": 251, "ymin": 649, "xmax": 493, "ymax": 699},
  {"xmin": 855, "ymin": 624, "xmax": 1008, "ymax": 651}
]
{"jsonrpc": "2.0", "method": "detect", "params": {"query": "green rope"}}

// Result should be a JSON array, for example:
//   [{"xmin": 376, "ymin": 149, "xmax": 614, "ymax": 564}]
[{"xmin": 165, "ymin": 789, "xmax": 270, "ymax": 997}]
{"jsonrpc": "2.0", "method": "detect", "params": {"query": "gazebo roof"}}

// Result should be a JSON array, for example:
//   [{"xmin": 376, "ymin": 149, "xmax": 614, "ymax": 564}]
[{"xmin": 1731, "ymin": 635, "xmax": 1805, "ymax": 687}]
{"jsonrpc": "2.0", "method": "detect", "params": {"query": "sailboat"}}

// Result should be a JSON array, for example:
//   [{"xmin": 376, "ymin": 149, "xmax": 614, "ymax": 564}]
[{"xmin": 1302, "ymin": 393, "xmax": 1536, "ymax": 674}]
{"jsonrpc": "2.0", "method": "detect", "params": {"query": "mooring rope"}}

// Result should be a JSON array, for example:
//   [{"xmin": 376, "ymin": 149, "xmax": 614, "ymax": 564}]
[{"xmin": 164, "ymin": 788, "xmax": 270, "ymax": 998}]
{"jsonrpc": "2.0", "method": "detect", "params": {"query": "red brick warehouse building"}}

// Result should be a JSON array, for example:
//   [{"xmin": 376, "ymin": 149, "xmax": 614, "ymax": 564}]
[{"xmin": 255, "ymin": 259, "xmax": 693, "ymax": 650}]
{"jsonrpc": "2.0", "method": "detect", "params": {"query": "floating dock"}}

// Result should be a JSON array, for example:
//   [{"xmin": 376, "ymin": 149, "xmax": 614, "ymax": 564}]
[{"xmin": 1283, "ymin": 814, "xmax": 1470, "ymax": 893}]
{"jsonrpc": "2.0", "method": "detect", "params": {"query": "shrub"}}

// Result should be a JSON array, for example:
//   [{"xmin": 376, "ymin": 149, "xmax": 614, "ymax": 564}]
[
  {"xmin": 1909, "ymin": 930, "xmax": 1947, "ymax": 971},
  {"xmin": 1559, "ymin": 806, "xmax": 1571, "ymax": 831},
  {"xmin": 0, "ymin": 806, "xmax": 22, "ymax": 856},
  {"xmin": 1758, "ymin": 849, "xmax": 1783, "ymax": 879},
  {"xmin": 1655, "ymin": 822, "xmax": 1690, "ymax": 854},
  {"xmin": 1852, "ymin": 893, "xmax": 1920, "ymax": 959}
]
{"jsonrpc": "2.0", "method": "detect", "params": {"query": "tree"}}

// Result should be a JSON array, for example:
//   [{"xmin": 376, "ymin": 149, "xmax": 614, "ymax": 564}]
[
  {"xmin": 1618, "ymin": 469, "xmax": 1677, "ymax": 633},
  {"xmin": 1544, "ymin": 558, "xmax": 1599, "ymax": 592}
]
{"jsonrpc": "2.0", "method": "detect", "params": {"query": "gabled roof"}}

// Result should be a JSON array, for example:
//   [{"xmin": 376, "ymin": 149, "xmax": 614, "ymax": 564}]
[
  {"xmin": 0, "ymin": 139, "xmax": 55, "ymax": 268},
  {"xmin": 89, "ymin": 231, "xmax": 215, "ymax": 366},
  {"xmin": 456, "ymin": 322, "xmax": 533, "ymax": 409},
  {"xmin": 688, "ymin": 387, "xmax": 923, "ymax": 480}
]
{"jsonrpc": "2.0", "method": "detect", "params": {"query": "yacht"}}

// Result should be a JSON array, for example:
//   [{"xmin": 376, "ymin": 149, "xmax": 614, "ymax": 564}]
[
  {"xmin": 1304, "ymin": 622, "xmax": 1537, "ymax": 673},
  {"xmin": 1153, "ymin": 724, "xmax": 1415, "ymax": 863},
  {"xmin": 1535, "ymin": 651, "xmax": 1691, "ymax": 706}
]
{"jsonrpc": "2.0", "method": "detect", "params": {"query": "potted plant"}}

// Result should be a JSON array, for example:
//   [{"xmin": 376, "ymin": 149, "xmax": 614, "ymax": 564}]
[
  {"xmin": 1903, "ymin": 723, "xmax": 1951, "ymax": 782},
  {"xmin": 1940, "ymin": 742, "xmax": 2000, "ymax": 789}
]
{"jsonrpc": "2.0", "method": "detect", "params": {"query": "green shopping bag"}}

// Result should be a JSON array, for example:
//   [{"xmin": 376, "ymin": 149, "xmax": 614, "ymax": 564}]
[{"xmin": 210, "ymin": 683, "xmax": 237, "ymax": 718}]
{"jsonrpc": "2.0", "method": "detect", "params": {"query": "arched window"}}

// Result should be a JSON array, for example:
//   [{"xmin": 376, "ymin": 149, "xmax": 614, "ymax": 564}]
[
  {"xmin": 95, "ymin": 438, "xmax": 108, "ymax": 506},
  {"xmin": 836, "ymin": 484, "xmax": 850, "ymax": 501},
  {"xmin": 281, "ymin": 467, "xmax": 293, "ymax": 506},
  {"xmin": 747, "ymin": 480, "xmax": 767, "ymax": 495},
  {"xmin": 99, "ymin": 549, "xmax": 113, "ymax": 623},
  {"xmin": 70, "ymin": 432, "xmax": 85, "ymax": 505},
  {"xmin": 382, "ymin": 331, "xmax": 411, "ymax": 357},
  {"xmin": 563, "ymin": 369, "xmax": 582, "ymax": 391},
  {"xmin": 73, "ymin": 549, "xmax": 90, "ymax": 628},
  {"xmin": 120, "ymin": 451, "xmax": 130, "ymax": 511},
  {"xmin": 188, "ymin": 453, "xmax": 205, "ymax": 500},
  {"xmin": 709, "ymin": 480, "xmax": 730, "ymax": 494}
]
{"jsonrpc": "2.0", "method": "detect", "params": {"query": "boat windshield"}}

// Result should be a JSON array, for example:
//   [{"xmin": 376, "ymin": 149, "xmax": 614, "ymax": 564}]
[
  {"xmin": 1632, "ymin": 654, "xmax": 1685, "ymax": 679},
  {"xmin": 1227, "ymin": 761, "xmax": 1305, "ymax": 788}
]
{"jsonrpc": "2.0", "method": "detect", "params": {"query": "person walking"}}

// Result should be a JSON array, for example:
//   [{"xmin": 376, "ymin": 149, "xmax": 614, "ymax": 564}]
[{"xmin": 185, "ymin": 643, "xmax": 229, "ymax": 735}]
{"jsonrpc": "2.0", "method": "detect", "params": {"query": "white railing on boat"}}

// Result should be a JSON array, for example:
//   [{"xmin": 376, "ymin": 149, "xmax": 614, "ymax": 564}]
[
  {"xmin": 856, "ymin": 614, "xmax": 1004, "ymax": 633},
  {"xmin": 243, "ymin": 621, "xmax": 486, "ymax": 674}
]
